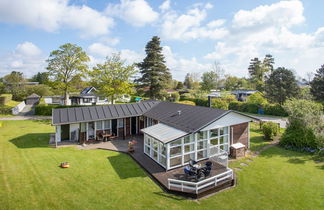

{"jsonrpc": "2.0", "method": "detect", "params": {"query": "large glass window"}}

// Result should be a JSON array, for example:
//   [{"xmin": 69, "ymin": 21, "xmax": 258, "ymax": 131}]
[
  {"xmin": 184, "ymin": 144, "xmax": 194, "ymax": 153},
  {"xmin": 184, "ymin": 134, "xmax": 194, "ymax": 144},
  {"xmin": 197, "ymin": 140, "xmax": 207, "ymax": 150},
  {"xmin": 210, "ymin": 129, "xmax": 218, "ymax": 138},
  {"xmin": 184, "ymin": 153, "xmax": 195, "ymax": 163},
  {"xmin": 170, "ymin": 156, "xmax": 182, "ymax": 167},
  {"xmin": 118, "ymin": 119, "xmax": 124, "ymax": 128},
  {"xmin": 170, "ymin": 146, "xmax": 181, "ymax": 157},
  {"xmin": 144, "ymin": 135, "xmax": 167, "ymax": 167},
  {"xmin": 198, "ymin": 131, "xmax": 207, "ymax": 140},
  {"xmin": 104, "ymin": 120, "xmax": 111, "ymax": 129},
  {"xmin": 96, "ymin": 121, "xmax": 103, "ymax": 130},
  {"xmin": 170, "ymin": 138, "xmax": 182, "ymax": 146}
]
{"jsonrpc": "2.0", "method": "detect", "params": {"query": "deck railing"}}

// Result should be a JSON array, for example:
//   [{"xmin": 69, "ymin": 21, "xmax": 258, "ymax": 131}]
[{"xmin": 168, "ymin": 168, "xmax": 233, "ymax": 194}]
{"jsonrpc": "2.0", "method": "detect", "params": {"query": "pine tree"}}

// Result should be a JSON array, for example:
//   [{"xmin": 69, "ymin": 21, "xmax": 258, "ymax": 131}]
[
  {"xmin": 136, "ymin": 36, "xmax": 171, "ymax": 99},
  {"xmin": 310, "ymin": 64, "xmax": 324, "ymax": 101},
  {"xmin": 265, "ymin": 67, "xmax": 300, "ymax": 105}
]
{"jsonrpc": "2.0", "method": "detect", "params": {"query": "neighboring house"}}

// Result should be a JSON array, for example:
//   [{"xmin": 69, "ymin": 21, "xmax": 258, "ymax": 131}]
[
  {"xmin": 44, "ymin": 96, "xmax": 66, "ymax": 105},
  {"xmin": 52, "ymin": 101, "xmax": 257, "ymax": 170},
  {"xmin": 232, "ymin": 90, "xmax": 258, "ymax": 101},
  {"xmin": 70, "ymin": 87, "xmax": 110, "ymax": 106},
  {"xmin": 25, "ymin": 93, "xmax": 40, "ymax": 105}
]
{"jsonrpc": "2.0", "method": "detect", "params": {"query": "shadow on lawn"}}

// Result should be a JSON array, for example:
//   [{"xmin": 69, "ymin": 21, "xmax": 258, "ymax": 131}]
[
  {"xmin": 107, "ymin": 154, "xmax": 146, "ymax": 179},
  {"xmin": 260, "ymin": 145, "xmax": 324, "ymax": 169},
  {"xmin": 10, "ymin": 133, "xmax": 50, "ymax": 148}
]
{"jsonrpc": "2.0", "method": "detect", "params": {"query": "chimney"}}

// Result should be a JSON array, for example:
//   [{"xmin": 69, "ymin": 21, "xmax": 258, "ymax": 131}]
[{"xmin": 177, "ymin": 110, "xmax": 181, "ymax": 116}]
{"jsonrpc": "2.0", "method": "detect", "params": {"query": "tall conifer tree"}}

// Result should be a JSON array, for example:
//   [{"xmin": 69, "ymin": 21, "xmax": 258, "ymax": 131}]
[{"xmin": 136, "ymin": 36, "xmax": 171, "ymax": 99}]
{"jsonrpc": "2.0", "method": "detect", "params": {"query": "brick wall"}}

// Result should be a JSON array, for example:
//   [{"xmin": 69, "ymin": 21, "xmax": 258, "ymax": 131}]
[{"xmin": 230, "ymin": 122, "xmax": 249, "ymax": 148}]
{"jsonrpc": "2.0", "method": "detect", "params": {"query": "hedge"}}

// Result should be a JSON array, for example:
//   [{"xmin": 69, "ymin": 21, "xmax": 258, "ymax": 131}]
[
  {"xmin": 0, "ymin": 106, "xmax": 12, "ymax": 115},
  {"xmin": 0, "ymin": 94, "xmax": 13, "ymax": 105},
  {"xmin": 180, "ymin": 97, "xmax": 209, "ymax": 107},
  {"xmin": 229, "ymin": 101, "xmax": 288, "ymax": 117},
  {"xmin": 176, "ymin": 100, "xmax": 196, "ymax": 106},
  {"xmin": 35, "ymin": 104, "xmax": 84, "ymax": 116}
]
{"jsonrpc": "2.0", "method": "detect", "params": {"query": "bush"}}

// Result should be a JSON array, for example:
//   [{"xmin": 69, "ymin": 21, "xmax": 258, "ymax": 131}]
[
  {"xmin": 176, "ymin": 100, "xmax": 196, "ymax": 106},
  {"xmin": 229, "ymin": 101, "xmax": 243, "ymax": 111},
  {"xmin": 169, "ymin": 92, "xmax": 180, "ymax": 102},
  {"xmin": 180, "ymin": 97, "xmax": 209, "ymax": 107},
  {"xmin": 246, "ymin": 92, "xmax": 268, "ymax": 106},
  {"xmin": 0, "ymin": 106, "xmax": 12, "ymax": 115},
  {"xmin": 262, "ymin": 122, "xmax": 279, "ymax": 140},
  {"xmin": 264, "ymin": 104, "xmax": 288, "ymax": 116},
  {"xmin": 211, "ymin": 98, "xmax": 229, "ymax": 110},
  {"xmin": 35, "ymin": 104, "xmax": 85, "ymax": 116},
  {"xmin": 280, "ymin": 121, "xmax": 318, "ymax": 149},
  {"xmin": 0, "ymin": 94, "xmax": 13, "ymax": 105}
]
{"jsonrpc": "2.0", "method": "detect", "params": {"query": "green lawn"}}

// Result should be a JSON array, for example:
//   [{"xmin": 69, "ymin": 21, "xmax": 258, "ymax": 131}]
[{"xmin": 0, "ymin": 120, "xmax": 323, "ymax": 210}]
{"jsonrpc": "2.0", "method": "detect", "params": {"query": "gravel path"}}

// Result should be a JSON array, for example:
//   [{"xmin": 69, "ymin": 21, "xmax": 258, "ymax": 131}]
[{"xmin": 0, "ymin": 116, "xmax": 51, "ymax": 120}]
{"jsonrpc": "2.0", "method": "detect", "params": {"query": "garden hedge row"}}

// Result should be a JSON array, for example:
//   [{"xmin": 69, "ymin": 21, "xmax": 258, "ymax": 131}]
[
  {"xmin": 35, "ymin": 104, "xmax": 84, "ymax": 116},
  {"xmin": 0, "ymin": 94, "xmax": 13, "ymax": 105},
  {"xmin": 179, "ymin": 97, "xmax": 209, "ymax": 107},
  {"xmin": 0, "ymin": 106, "xmax": 12, "ymax": 115},
  {"xmin": 229, "ymin": 101, "xmax": 288, "ymax": 117}
]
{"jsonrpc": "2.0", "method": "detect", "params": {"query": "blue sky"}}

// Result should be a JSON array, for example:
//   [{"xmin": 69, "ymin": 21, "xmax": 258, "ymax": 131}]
[{"xmin": 0, "ymin": 0, "xmax": 324, "ymax": 80}]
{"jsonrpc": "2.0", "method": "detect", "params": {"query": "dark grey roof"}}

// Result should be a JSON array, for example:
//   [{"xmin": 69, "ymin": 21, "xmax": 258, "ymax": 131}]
[
  {"xmin": 80, "ymin": 87, "xmax": 96, "ymax": 94},
  {"xmin": 27, "ymin": 93, "xmax": 40, "ymax": 98},
  {"xmin": 52, "ymin": 101, "xmax": 160, "ymax": 125},
  {"xmin": 143, "ymin": 101, "xmax": 229, "ymax": 133}
]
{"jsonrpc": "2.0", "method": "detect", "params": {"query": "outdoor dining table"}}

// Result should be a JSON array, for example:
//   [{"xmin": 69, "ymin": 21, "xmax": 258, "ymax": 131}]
[{"xmin": 102, "ymin": 134, "xmax": 112, "ymax": 141}]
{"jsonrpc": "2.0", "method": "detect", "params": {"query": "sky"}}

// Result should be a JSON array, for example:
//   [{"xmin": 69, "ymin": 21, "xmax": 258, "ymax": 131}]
[{"xmin": 0, "ymin": 0, "xmax": 324, "ymax": 81}]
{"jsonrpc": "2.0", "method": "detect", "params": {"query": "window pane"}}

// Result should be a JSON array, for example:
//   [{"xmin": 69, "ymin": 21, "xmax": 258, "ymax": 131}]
[
  {"xmin": 210, "ymin": 129, "xmax": 218, "ymax": 138},
  {"xmin": 220, "ymin": 144, "xmax": 229, "ymax": 151},
  {"xmin": 170, "ymin": 146, "xmax": 181, "ymax": 157},
  {"xmin": 220, "ymin": 127, "xmax": 228, "ymax": 135},
  {"xmin": 104, "ymin": 120, "xmax": 110, "ymax": 129},
  {"xmin": 198, "ymin": 131, "xmax": 207, "ymax": 140},
  {"xmin": 170, "ymin": 156, "xmax": 182, "ymax": 167},
  {"xmin": 210, "ymin": 138, "xmax": 218, "ymax": 145},
  {"xmin": 96, "ymin": 121, "xmax": 103, "ymax": 130},
  {"xmin": 184, "ymin": 153, "xmax": 195, "ymax": 163},
  {"xmin": 153, "ymin": 140, "xmax": 158, "ymax": 151},
  {"xmin": 144, "ymin": 145, "xmax": 150, "ymax": 154},
  {"xmin": 153, "ymin": 150, "xmax": 158, "ymax": 161},
  {"xmin": 197, "ymin": 150, "xmax": 207, "ymax": 159},
  {"xmin": 170, "ymin": 138, "xmax": 182, "ymax": 146},
  {"xmin": 184, "ymin": 144, "xmax": 195, "ymax": 153},
  {"xmin": 197, "ymin": 140, "xmax": 207, "ymax": 150},
  {"xmin": 80, "ymin": 123, "xmax": 86, "ymax": 132},
  {"xmin": 220, "ymin": 136, "xmax": 229, "ymax": 144},
  {"xmin": 145, "ymin": 137, "xmax": 151, "ymax": 145},
  {"xmin": 118, "ymin": 119, "xmax": 124, "ymax": 128},
  {"xmin": 159, "ymin": 155, "xmax": 166, "ymax": 167},
  {"xmin": 159, "ymin": 143, "xmax": 166, "ymax": 156},
  {"xmin": 184, "ymin": 135, "xmax": 194, "ymax": 143}
]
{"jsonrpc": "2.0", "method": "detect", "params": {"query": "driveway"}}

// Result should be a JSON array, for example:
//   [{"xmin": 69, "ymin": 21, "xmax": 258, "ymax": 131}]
[
  {"xmin": 0, "ymin": 116, "xmax": 51, "ymax": 121},
  {"xmin": 252, "ymin": 115, "xmax": 288, "ymax": 128}
]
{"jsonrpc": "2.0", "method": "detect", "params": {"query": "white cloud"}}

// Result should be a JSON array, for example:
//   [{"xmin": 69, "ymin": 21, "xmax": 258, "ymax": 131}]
[
  {"xmin": 0, "ymin": 42, "xmax": 45, "ymax": 77},
  {"xmin": 0, "ymin": 0, "xmax": 114, "ymax": 37},
  {"xmin": 88, "ymin": 43, "xmax": 115, "ymax": 57},
  {"xmin": 163, "ymin": 46, "xmax": 209, "ymax": 80},
  {"xmin": 159, "ymin": 0, "xmax": 171, "ymax": 11},
  {"xmin": 232, "ymin": 0, "xmax": 304, "ymax": 29},
  {"xmin": 105, "ymin": 0, "xmax": 159, "ymax": 27},
  {"xmin": 204, "ymin": 0, "xmax": 324, "ymax": 78},
  {"xmin": 160, "ymin": 3, "xmax": 228, "ymax": 41}
]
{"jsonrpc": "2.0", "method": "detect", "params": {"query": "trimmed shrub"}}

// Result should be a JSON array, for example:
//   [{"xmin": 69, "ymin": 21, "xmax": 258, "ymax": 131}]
[
  {"xmin": 211, "ymin": 98, "xmax": 229, "ymax": 110},
  {"xmin": 0, "ymin": 94, "xmax": 13, "ymax": 105},
  {"xmin": 246, "ymin": 103, "xmax": 259, "ymax": 113},
  {"xmin": 180, "ymin": 97, "xmax": 209, "ymax": 107},
  {"xmin": 262, "ymin": 121, "xmax": 279, "ymax": 140},
  {"xmin": 176, "ymin": 100, "xmax": 196, "ymax": 106},
  {"xmin": 229, "ymin": 101, "xmax": 243, "ymax": 111},
  {"xmin": 0, "ymin": 106, "xmax": 12, "ymax": 115},
  {"xmin": 264, "ymin": 104, "xmax": 288, "ymax": 116}
]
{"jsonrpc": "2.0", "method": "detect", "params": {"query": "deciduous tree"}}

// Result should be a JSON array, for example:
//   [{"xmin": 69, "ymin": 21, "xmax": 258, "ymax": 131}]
[
  {"xmin": 89, "ymin": 53, "xmax": 136, "ymax": 104},
  {"xmin": 46, "ymin": 43, "xmax": 89, "ymax": 105}
]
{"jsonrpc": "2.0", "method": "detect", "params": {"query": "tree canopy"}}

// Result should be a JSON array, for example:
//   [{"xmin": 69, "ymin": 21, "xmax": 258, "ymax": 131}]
[
  {"xmin": 46, "ymin": 43, "xmax": 89, "ymax": 105},
  {"xmin": 265, "ymin": 67, "xmax": 299, "ymax": 105},
  {"xmin": 248, "ymin": 54, "xmax": 274, "ymax": 91},
  {"xmin": 89, "ymin": 53, "xmax": 136, "ymax": 104},
  {"xmin": 310, "ymin": 64, "xmax": 324, "ymax": 101},
  {"xmin": 30, "ymin": 72, "xmax": 50, "ymax": 84},
  {"xmin": 136, "ymin": 36, "xmax": 171, "ymax": 99}
]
